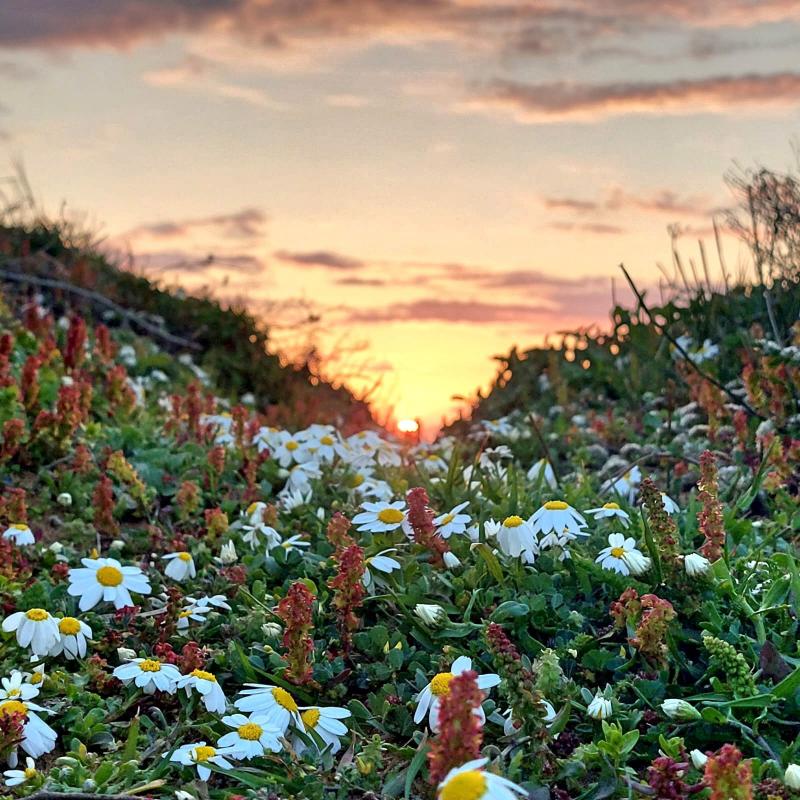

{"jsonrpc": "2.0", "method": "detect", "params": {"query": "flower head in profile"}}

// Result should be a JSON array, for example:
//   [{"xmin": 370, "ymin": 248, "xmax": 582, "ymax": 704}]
[
  {"xmin": 527, "ymin": 458, "xmax": 557, "ymax": 490},
  {"xmin": 0, "ymin": 698, "xmax": 57, "ymax": 759},
  {"xmin": 49, "ymin": 617, "xmax": 92, "ymax": 660},
  {"xmin": 436, "ymin": 758, "xmax": 526, "ymax": 800},
  {"xmin": 293, "ymin": 706, "xmax": 352, "ymax": 755},
  {"xmin": 2, "ymin": 609, "xmax": 60, "ymax": 657},
  {"xmin": 486, "ymin": 516, "xmax": 538, "ymax": 564},
  {"xmin": 352, "ymin": 501, "xmax": 412, "ymax": 535},
  {"xmin": 432, "ymin": 502, "xmax": 471, "ymax": 539},
  {"xmin": 362, "ymin": 548, "xmax": 402, "ymax": 587},
  {"xmin": 113, "ymin": 658, "xmax": 181, "ymax": 694},
  {"xmin": 176, "ymin": 669, "xmax": 227, "ymax": 714},
  {"xmin": 67, "ymin": 557, "xmax": 151, "ymax": 611},
  {"xmin": 584, "ymin": 502, "xmax": 630, "ymax": 527},
  {"xmin": 2, "ymin": 524, "xmax": 34, "ymax": 546},
  {"xmin": 530, "ymin": 500, "xmax": 587, "ymax": 549},
  {"xmin": 596, "ymin": 533, "xmax": 649, "ymax": 576},
  {"xmin": 684, "ymin": 553, "xmax": 711, "ymax": 577},
  {"xmin": 162, "ymin": 551, "xmax": 196, "ymax": 582},
  {"xmin": 587, "ymin": 692, "xmax": 613, "ymax": 720},
  {"xmin": 169, "ymin": 741, "xmax": 236, "ymax": 781},
  {"xmin": 414, "ymin": 655, "xmax": 500, "ymax": 732},
  {"xmin": 234, "ymin": 685, "xmax": 304, "ymax": 733},
  {"xmin": 3, "ymin": 756, "xmax": 38, "ymax": 787}
]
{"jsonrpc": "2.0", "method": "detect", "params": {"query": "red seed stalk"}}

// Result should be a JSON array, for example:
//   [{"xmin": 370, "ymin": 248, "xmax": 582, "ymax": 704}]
[
  {"xmin": 406, "ymin": 487, "xmax": 449, "ymax": 567},
  {"xmin": 697, "ymin": 450, "xmax": 726, "ymax": 563},
  {"xmin": 275, "ymin": 581, "xmax": 316, "ymax": 685},
  {"xmin": 328, "ymin": 542, "xmax": 365, "ymax": 656},
  {"xmin": 704, "ymin": 744, "xmax": 753, "ymax": 800}
]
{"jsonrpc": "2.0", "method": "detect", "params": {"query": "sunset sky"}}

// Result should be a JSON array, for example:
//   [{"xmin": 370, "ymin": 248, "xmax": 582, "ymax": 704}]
[{"xmin": 1, "ymin": 2, "xmax": 799, "ymax": 430}]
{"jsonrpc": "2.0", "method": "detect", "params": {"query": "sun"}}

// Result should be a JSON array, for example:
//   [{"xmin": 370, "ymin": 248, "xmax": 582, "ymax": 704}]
[{"xmin": 397, "ymin": 419, "xmax": 419, "ymax": 433}]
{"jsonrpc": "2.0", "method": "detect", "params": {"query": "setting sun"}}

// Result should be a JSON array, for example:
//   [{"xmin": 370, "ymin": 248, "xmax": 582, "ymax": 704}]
[{"xmin": 397, "ymin": 419, "xmax": 419, "ymax": 434}]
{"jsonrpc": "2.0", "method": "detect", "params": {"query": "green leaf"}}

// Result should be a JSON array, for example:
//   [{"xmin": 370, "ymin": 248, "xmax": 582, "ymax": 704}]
[
  {"xmin": 473, "ymin": 542, "xmax": 506, "ymax": 587},
  {"xmin": 404, "ymin": 734, "xmax": 429, "ymax": 800}
]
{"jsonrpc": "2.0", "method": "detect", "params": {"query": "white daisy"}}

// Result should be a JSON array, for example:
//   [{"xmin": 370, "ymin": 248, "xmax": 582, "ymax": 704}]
[
  {"xmin": 293, "ymin": 706, "xmax": 352, "ymax": 755},
  {"xmin": 352, "ymin": 501, "xmax": 412, "ymax": 535},
  {"xmin": 587, "ymin": 693, "xmax": 613, "ymax": 720},
  {"xmin": 276, "ymin": 534, "xmax": 310, "ymax": 555},
  {"xmin": 0, "ymin": 672, "xmax": 39, "ymax": 702},
  {"xmin": 362, "ymin": 549, "xmax": 402, "ymax": 587},
  {"xmin": 595, "ymin": 533, "xmax": 648, "ymax": 577},
  {"xmin": 113, "ymin": 658, "xmax": 181, "ymax": 694},
  {"xmin": 3, "ymin": 756, "xmax": 37, "ymax": 787},
  {"xmin": 486, "ymin": 516, "xmax": 538, "ymax": 564},
  {"xmin": 0, "ymin": 699, "xmax": 57, "ymax": 760},
  {"xmin": 2, "ymin": 524, "xmax": 34, "ymax": 546},
  {"xmin": 530, "ymin": 500, "xmax": 587, "ymax": 547},
  {"xmin": 661, "ymin": 493, "xmax": 680, "ymax": 515},
  {"xmin": 67, "ymin": 557, "xmax": 151, "ymax": 611},
  {"xmin": 48, "ymin": 617, "xmax": 92, "ymax": 660},
  {"xmin": 176, "ymin": 604, "xmax": 211, "ymax": 631},
  {"xmin": 304, "ymin": 430, "xmax": 341, "ymax": 463},
  {"xmin": 413, "ymin": 655, "xmax": 500, "ymax": 732},
  {"xmin": 162, "ymin": 552, "xmax": 196, "ymax": 582},
  {"xmin": 2, "ymin": 609, "xmax": 60, "ymax": 657},
  {"xmin": 684, "ymin": 553, "xmax": 710, "ymax": 576},
  {"xmin": 437, "ymin": 758, "xmax": 526, "ymax": 800},
  {"xmin": 584, "ymin": 502, "xmax": 630, "ymax": 527},
  {"xmin": 527, "ymin": 458, "xmax": 558, "ymax": 490},
  {"xmin": 271, "ymin": 431, "xmax": 312, "ymax": 467},
  {"xmin": 234, "ymin": 685, "xmax": 304, "ymax": 733},
  {"xmin": 169, "ymin": 741, "xmax": 236, "ymax": 782},
  {"xmin": 432, "ymin": 502, "xmax": 471, "ymax": 538},
  {"xmin": 604, "ymin": 466, "xmax": 642, "ymax": 502},
  {"xmin": 218, "ymin": 713, "xmax": 283, "ymax": 759},
  {"xmin": 186, "ymin": 594, "xmax": 232, "ymax": 611},
  {"xmin": 176, "ymin": 669, "xmax": 227, "ymax": 714}
]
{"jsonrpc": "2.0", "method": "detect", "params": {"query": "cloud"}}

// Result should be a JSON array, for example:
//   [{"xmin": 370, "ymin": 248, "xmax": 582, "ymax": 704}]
[
  {"xmin": 133, "ymin": 249, "xmax": 266, "ymax": 275},
  {"xmin": 543, "ymin": 188, "xmax": 718, "ymax": 219},
  {"xmin": 124, "ymin": 208, "xmax": 268, "ymax": 241},
  {"xmin": 548, "ymin": 221, "xmax": 627, "ymax": 235},
  {"xmin": 0, "ymin": 59, "xmax": 35, "ymax": 78},
  {"xmin": 336, "ymin": 276, "xmax": 386, "ymax": 287},
  {"xmin": 274, "ymin": 249, "xmax": 364, "ymax": 270},
  {"xmin": 346, "ymin": 297, "xmax": 552, "ymax": 325},
  {"xmin": 464, "ymin": 72, "xmax": 800, "ymax": 123}
]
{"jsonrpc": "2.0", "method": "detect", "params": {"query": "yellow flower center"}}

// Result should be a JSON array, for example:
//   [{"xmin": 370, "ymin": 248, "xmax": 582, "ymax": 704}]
[
  {"xmin": 29, "ymin": 673, "xmax": 42, "ymax": 685},
  {"xmin": 96, "ymin": 565, "xmax": 123, "ymax": 586},
  {"xmin": 179, "ymin": 610, "xmax": 192, "ymax": 618},
  {"xmin": 350, "ymin": 473, "xmax": 365, "ymax": 488},
  {"xmin": 25, "ymin": 608, "xmax": 48, "ymax": 621},
  {"xmin": 24, "ymin": 766, "xmax": 37, "ymax": 779},
  {"xmin": 190, "ymin": 669, "xmax": 216, "ymax": 682},
  {"xmin": 12, "ymin": 524, "xmax": 28, "ymax": 530},
  {"xmin": 272, "ymin": 686, "xmax": 298, "ymax": 712},
  {"xmin": 0, "ymin": 700, "xmax": 27, "ymax": 718},
  {"xmin": 503, "ymin": 515, "xmax": 524, "ymax": 528},
  {"xmin": 602, "ymin": 502, "xmax": 620, "ymax": 510},
  {"xmin": 439, "ymin": 513, "xmax": 455, "ymax": 526},
  {"xmin": 7, "ymin": 688, "xmax": 20, "ymax": 697},
  {"xmin": 246, "ymin": 502, "xmax": 261, "ymax": 515},
  {"xmin": 544, "ymin": 500, "xmax": 568, "ymax": 510},
  {"xmin": 430, "ymin": 672, "xmax": 454, "ymax": 696},
  {"xmin": 177, "ymin": 552, "xmax": 192, "ymax": 562},
  {"xmin": 59, "ymin": 617, "xmax": 81, "ymax": 635},
  {"xmin": 377, "ymin": 508, "xmax": 404, "ymax": 524},
  {"xmin": 238, "ymin": 722, "xmax": 263, "ymax": 740},
  {"xmin": 610, "ymin": 547, "xmax": 625, "ymax": 558},
  {"xmin": 139, "ymin": 659, "xmax": 162, "ymax": 672},
  {"xmin": 440, "ymin": 770, "xmax": 487, "ymax": 800},
  {"xmin": 286, "ymin": 440, "xmax": 299, "ymax": 451},
  {"xmin": 301, "ymin": 708, "xmax": 321, "ymax": 729},
  {"xmin": 320, "ymin": 435, "xmax": 334, "ymax": 445},
  {"xmin": 193, "ymin": 745, "xmax": 216, "ymax": 762}
]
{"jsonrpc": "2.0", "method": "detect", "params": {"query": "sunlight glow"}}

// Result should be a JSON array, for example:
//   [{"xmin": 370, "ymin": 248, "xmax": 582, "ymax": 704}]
[{"xmin": 397, "ymin": 419, "xmax": 419, "ymax": 433}]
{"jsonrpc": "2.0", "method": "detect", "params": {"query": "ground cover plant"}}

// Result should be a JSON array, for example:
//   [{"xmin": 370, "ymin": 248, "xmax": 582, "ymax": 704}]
[{"xmin": 0, "ymin": 167, "xmax": 798, "ymax": 799}]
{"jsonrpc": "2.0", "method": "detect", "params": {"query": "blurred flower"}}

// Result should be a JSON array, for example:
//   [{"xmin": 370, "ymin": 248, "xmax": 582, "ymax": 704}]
[
  {"xmin": 436, "ymin": 758, "xmax": 526, "ymax": 800},
  {"xmin": 2, "ymin": 524, "xmax": 34, "ymax": 546},
  {"xmin": 362, "ymin": 549, "xmax": 401, "ymax": 587},
  {"xmin": 587, "ymin": 693, "xmax": 612, "ymax": 720},
  {"xmin": 784, "ymin": 764, "xmax": 800, "ymax": 790},
  {"xmin": 2, "ymin": 609, "xmax": 60, "ymax": 656},
  {"xmin": 527, "ymin": 458, "xmax": 557, "ymax": 489},
  {"xmin": 690, "ymin": 749, "xmax": 708, "ymax": 769},
  {"xmin": 169, "ymin": 742, "xmax": 235, "ymax": 782},
  {"xmin": 216, "ymin": 540, "xmax": 238, "ymax": 565},
  {"xmin": 584, "ymin": 502, "xmax": 630, "ymax": 527},
  {"xmin": 530, "ymin": 501, "xmax": 587, "ymax": 547},
  {"xmin": 684, "ymin": 553, "xmax": 711, "ymax": 577},
  {"xmin": 162, "ymin": 552, "xmax": 196, "ymax": 582}
]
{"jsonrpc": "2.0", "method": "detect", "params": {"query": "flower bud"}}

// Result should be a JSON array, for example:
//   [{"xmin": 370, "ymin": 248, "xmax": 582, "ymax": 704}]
[
  {"xmin": 685, "ymin": 553, "xmax": 711, "ymax": 577},
  {"xmin": 690, "ymin": 749, "xmax": 708, "ymax": 769},
  {"xmin": 56, "ymin": 492, "xmax": 73, "ymax": 507},
  {"xmin": 117, "ymin": 647, "xmax": 136, "ymax": 661},
  {"xmin": 661, "ymin": 699, "xmax": 701, "ymax": 721},
  {"xmin": 414, "ymin": 603, "xmax": 446, "ymax": 627},
  {"xmin": 218, "ymin": 540, "xmax": 238, "ymax": 565},
  {"xmin": 785, "ymin": 764, "xmax": 800, "ymax": 790},
  {"xmin": 587, "ymin": 693, "xmax": 612, "ymax": 720},
  {"xmin": 262, "ymin": 622, "xmax": 282, "ymax": 639}
]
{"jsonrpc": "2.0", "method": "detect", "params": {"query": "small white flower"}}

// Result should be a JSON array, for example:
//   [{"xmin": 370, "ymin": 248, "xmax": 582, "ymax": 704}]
[
  {"xmin": 293, "ymin": 706, "xmax": 352, "ymax": 755},
  {"xmin": 690, "ymin": 749, "xmax": 708, "ymax": 769},
  {"xmin": 176, "ymin": 669, "xmax": 227, "ymax": 714},
  {"xmin": 530, "ymin": 500, "xmax": 587, "ymax": 547},
  {"xmin": 113, "ymin": 658, "xmax": 181, "ymax": 694},
  {"xmin": 2, "ymin": 524, "xmax": 34, "ymax": 546},
  {"xmin": 2, "ymin": 609, "xmax": 60, "ymax": 656},
  {"xmin": 0, "ymin": 698, "xmax": 57, "ymax": 759},
  {"xmin": 587, "ymin": 693, "xmax": 612, "ymax": 720},
  {"xmin": 661, "ymin": 699, "xmax": 701, "ymax": 721},
  {"xmin": 684, "ymin": 553, "xmax": 710, "ymax": 577},
  {"xmin": 234, "ymin": 685, "xmax": 304, "ymax": 734},
  {"xmin": 527, "ymin": 458, "xmax": 557, "ymax": 489},
  {"xmin": 3, "ymin": 755, "xmax": 37, "ymax": 787},
  {"xmin": 443, "ymin": 551, "xmax": 461, "ymax": 569},
  {"xmin": 0, "ymin": 671, "xmax": 39, "ymax": 702},
  {"xmin": 186, "ymin": 594, "xmax": 232, "ymax": 611},
  {"xmin": 661, "ymin": 493, "xmax": 680, "ymax": 514},
  {"xmin": 162, "ymin": 552, "xmax": 196, "ymax": 582},
  {"xmin": 57, "ymin": 493, "xmax": 73, "ymax": 507},
  {"xmin": 217, "ymin": 540, "xmax": 238, "ymax": 565},
  {"xmin": 169, "ymin": 741, "xmax": 236, "ymax": 782},
  {"xmin": 176, "ymin": 604, "xmax": 211, "ymax": 631},
  {"xmin": 49, "ymin": 617, "xmax": 92, "ymax": 660},
  {"xmin": 414, "ymin": 656, "xmax": 500, "ymax": 732},
  {"xmin": 218, "ymin": 713, "xmax": 283, "ymax": 759},
  {"xmin": 352, "ymin": 501, "xmax": 412, "ymax": 535},
  {"xmin": 486, "ymin": 516, "xmax": 538, "ymax": 563},
  {"xmin": 595, "ymin": 533, "xmax": 647, "ymax": 577},
  {"xmin": 437, "ymin": 758, "xmax": 526, "ymax": 800},
  {"xmin": 432, "ymin": 502, "xmax": 471, "ymax": 538},
  {"xmin": 67, "ymin": 557, "xmax": 151, "ymax": 611},
  {"xmin": 276, "ymin": 534, "xmax": 310, "ymax": 555},
  {"xmin": 414, "ymin": 604, "xmax": 446, "ymax": 627},
  {"xmin": 584, "ymin": 502, "xmax": 630, "ymax": 527},
  {"xmin": 785, "ymin": 764, "xmax": 800, "ymax": 790},
  {"xmin": 362, "ymin": 549, "xmax": 402, "ymax": 587}
]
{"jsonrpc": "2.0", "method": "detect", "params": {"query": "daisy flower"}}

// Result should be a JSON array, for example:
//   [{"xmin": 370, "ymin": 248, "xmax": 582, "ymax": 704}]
[
  {"xmin": 414, "ymin": 656, "xmax": 500, "ymax": 732},
  {"xmin": 272, "ymin": 432, "xmax": 312, "ymax": 468},
  {"xmin": 584, "ymin": 502, "xmax": 630, "ymax": 527},
  {"xmin": 49, "ymin": 617, "xmax": 92, "ymax": 660},
  {"xmin": 67, "ymin": 557, "xmax": 151, "ymax": 611},
  {"xmin": 113, "ymin": 658, "xmax": 181, "ymax": 694},
  {"xmin": 587, "ymin": 693, "xmax": 613, "ymax": 720},
  {"xmin": 294, "ymin": 706, "xmax": 352, "ymax": 755},
  {"xmin": 486, "ymin": 516, "xmax": 538, "ymax": 564},
  {"xmin": 2, "ymin": 609, "xmax": 60, "ymax": 657},
  {"xmin": 352, "ymin": 501, "xmax": 412, "ymax": 535},
  {"xmin": 595, "ymin": 533, "xmax": 649, "ymax": 577},
  {"xmin": 0, "ymin": 699, "xmax": 57, "ymax": 760},
  {"xmin": 276, "ymin": 534, "xmax": 311, "ymax": 555},
  {"xmin": 432, "ymin": 502, "xmax": 471, "ymax": 538},
  {"xmin": 362, "ymin": 549, "xmax": 402, "ymax": 587},
  {"xmin": 2, "ymin": 524, "xmax": 34, "ymax": 546},
  {"xmin": 684, "ymin": 553, "xmax": 710, "ymax": 576},
  {"xmin": 527, "ymin": 458, "xmax": 558, "ymax": 490},
  {"xmin": 280, "ymin": 487, "xmax": 313, "ymax": 511},
  {"xmin": 4, "ymin": 756, "xmax": 37, "ymax": 787},
  {"xmin": 176, "ymin": 604, "xmax": 211, "ymax": 631},
  {"xmin": 661, "ymin": 493, "xmax": 680, "ymax": 515},
  {"xmin": 169, "ymin": 741, "xmax": 236, "ymax": 781},
  {"xmin": 176, "ymin": 669, "xmax": 227, "ymax": 714},
  {"xmin": 187, "ymin": 594, "xmax": 232, "ymax": 611},
  {"xmin": 0, "ymin": 672, "xmax": 39, "ymax": 702},
  {"xmin": 436, "ymin": 758, "xmax": 526, "ymax": 800},
  {"xmin": 605, "ymin": 466, "xmax": 642, "ymax": 502},
  {"xmin": 234, "ymin": 685, "xmax": 304, "ymax": 733},
  {"xmin": 530, "ymin": 501, "xmax": 587, "ymax": 547},
  {"xmin": 218, "ymin": 713, "xmax": 283, "ymax": 759},
  {"xmin": 162, "ymin": 552, "xmax": 196, "ymax": 582},
  {"xmin": 304, "ymin": 429, "xmax": 341, "ymax": 463}
]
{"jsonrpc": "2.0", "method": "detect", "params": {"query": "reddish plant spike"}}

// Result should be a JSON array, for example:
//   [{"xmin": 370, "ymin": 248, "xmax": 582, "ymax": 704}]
[
  {"xmin": 275, "ymin": 581, "xmax": 316, "ymax": 685},
  {"xmin": 427, "ymin": 670, "xmax": 484, "ymax": 786},
  {"xmin": 406, "ymin": 487, "xmax": 450, "ymax": 567},
  {"xmin": 704, "ymin": 744, "xmax": 753, "ymax": 800},
  {"xmin": 328, "ymin": 542, "xmax": 365, "ymax": 655},
  {"xmin": 697, "ymin": 450, "xmax": 726, "ymax": 563}
]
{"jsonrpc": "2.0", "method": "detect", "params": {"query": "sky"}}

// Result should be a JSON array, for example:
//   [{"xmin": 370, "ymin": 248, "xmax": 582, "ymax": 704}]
[{"xmin": 1, "ymin": 1, "xmax": 799, "ymax": 431}]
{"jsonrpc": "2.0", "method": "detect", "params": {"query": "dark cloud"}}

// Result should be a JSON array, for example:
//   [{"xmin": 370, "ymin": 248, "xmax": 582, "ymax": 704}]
[
  {"xmin": 275, "ymin": 249, "xmax": 364, "ymax": 270},
  {"xmin": 548, "ymin": 221, "xmax": 627, "ymax": 235},
  {"xmin": 466, "ymin": 72, "xmax": 800, "ymax": 122},
  {"xmin": 346, "ymin": 297, "xmax": 551, "ymax": 324},
  {"xmin": 133, "ymin": 248, "xmax": 266, "ymax": 275},
  {"xmin": 544, "ymin": 188, "xmax": 718, "ymax": 219},
  {"xmin": 124, "ymin": 208, "xmax": 267, "ymax": 240},
  {"xmin": 336, "ymin": 276, "xmax": 386, "ymax": 286}
]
